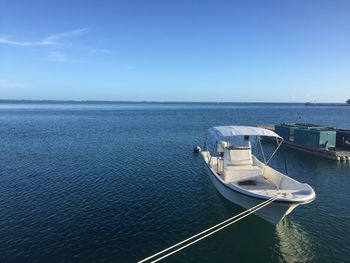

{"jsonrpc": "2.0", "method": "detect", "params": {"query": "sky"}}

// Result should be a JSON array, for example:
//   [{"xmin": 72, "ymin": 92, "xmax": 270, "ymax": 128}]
[{"xmin": 0, "ymin": 0, "xmax": 349, "ymax": 102}]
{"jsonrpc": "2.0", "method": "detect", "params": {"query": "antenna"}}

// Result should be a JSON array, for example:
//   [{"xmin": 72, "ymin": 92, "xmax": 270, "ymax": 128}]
[{"xmin": 284, "ymin": 154, "xmax": 288, "ymax": 175}]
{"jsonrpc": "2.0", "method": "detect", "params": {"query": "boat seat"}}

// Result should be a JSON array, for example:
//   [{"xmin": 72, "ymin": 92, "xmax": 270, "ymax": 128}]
[
  {"xmin": 223, "ymin": 148, "xmax": 253, "ymax": 166},
  {"xmin": 223, "ymin": 165, "xmax": 264, "ymax": 183}
]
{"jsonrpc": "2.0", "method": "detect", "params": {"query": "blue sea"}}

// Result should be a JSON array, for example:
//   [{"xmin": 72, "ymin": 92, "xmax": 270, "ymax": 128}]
[{"xmin": 0, "ymin": 102, "xmax": 349, "ymax": 262}]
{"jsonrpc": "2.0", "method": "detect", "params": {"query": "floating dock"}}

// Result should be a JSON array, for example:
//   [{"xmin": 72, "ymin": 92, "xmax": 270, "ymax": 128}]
[{"xmin": 259, "ymin": 123, "xmax": 350, "ymax": 161}]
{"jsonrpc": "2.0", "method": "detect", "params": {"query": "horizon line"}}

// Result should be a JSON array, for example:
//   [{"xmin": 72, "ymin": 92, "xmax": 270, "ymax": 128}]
[{"xmin": 0, "ymin": 99, "xmax": 348, "ymax": 105}]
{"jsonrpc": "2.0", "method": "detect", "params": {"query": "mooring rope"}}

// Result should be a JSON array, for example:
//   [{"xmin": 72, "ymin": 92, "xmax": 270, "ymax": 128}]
[{"xmin": 138, "ymin": 194, "xmax": 280, "ymax": 263}]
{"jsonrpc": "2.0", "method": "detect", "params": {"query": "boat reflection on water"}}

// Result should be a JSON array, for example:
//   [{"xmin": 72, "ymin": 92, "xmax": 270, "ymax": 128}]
[{"xmin": 274, "ymin": 219, "xmax": 315, "ymax": 263}]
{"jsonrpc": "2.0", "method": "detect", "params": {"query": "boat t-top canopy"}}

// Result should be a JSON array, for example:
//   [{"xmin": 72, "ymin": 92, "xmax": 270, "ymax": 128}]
[{"xmin": 208, "ymin": 126, "xmax": 282, "ymax": 140}]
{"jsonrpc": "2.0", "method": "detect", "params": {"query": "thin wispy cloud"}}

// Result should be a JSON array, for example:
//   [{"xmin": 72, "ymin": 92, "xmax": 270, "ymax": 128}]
[
  {"xmin": 42, "ymin": 28, "xmax": 89, "ymax": 45},
  {"xmin": 0, "ymin": 28, "xmax": 89, "ymax": 47},
  {"xmin": 87, "ymin": 48, "xmax": 111, "ymax": 54},
  {"xmin": 48, "ymin": 51, "xmax": 67, "ymax": 62},
  {"xmin": 0, "ymin": 37, "xmax": 47, "ymax": 47},
  {"xmin": 0, "ymin": 79, "xmax": 31, "ymax": 89},
  {"xmin": 1, "ymin": 27, "xmax": 110, "ymax": 63}
]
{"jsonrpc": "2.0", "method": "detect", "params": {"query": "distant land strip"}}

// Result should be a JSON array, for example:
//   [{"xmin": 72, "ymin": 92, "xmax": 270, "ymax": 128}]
[
  {"xmin": 0, "ymin": 99, "xmax": 303, "ymax": 104},
  {"xmin": 305, "ymin": 102, "xmax": 350, "ymax": 106}
]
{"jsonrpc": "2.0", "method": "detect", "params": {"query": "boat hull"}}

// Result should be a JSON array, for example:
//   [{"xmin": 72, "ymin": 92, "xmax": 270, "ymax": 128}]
[{"xmin": 204, "ymin": 164, "xmax": 298, "ymax": 225}]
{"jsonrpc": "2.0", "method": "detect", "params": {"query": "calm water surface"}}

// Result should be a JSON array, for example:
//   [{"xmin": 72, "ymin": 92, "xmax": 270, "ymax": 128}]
[{"xmin": 0, "ymin": 103, "xmax": 349, "ymax": 262}]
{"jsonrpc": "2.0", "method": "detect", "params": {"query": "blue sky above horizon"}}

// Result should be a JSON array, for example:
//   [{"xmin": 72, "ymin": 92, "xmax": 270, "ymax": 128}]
[{"xmin": 0, "ymin": 0, "xmax": 349, "ymax": 102}]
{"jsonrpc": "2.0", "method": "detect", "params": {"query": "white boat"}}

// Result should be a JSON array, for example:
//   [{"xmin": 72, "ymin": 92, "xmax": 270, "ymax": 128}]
[{"xmin": 198, "ymin": 126, "xmax": 316, "ymax": 225}]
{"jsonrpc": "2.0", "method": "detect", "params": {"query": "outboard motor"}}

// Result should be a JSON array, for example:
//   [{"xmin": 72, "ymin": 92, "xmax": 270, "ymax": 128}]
[
  {"xmin": 217, "ymin": 141, "xmax": 228, "ymax": 157},
  {"xmin": 193, "ymin": 146, "xmax": 202, "ymax": 153}
]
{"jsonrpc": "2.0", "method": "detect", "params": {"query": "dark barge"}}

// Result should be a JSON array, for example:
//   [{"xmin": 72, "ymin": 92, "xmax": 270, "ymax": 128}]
[{"xmin": 259, "ymin": 123, "xmax": 350, "ymax": 161}]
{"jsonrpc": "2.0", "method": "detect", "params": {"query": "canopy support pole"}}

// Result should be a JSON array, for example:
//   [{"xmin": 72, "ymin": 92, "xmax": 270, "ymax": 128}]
[
  {"xmin": 266, "ymin": 137, "xmax": 284, "ymax": 164},
  {"xmin": 259, "ymin": 138, "xmax": 267, "ymax": 164}
]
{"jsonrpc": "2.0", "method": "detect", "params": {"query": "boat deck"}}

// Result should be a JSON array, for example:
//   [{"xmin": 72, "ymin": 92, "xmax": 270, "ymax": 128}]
[
  {"xmin": 233, "ymin": 180, "xmax": 296, "ymax": 198},
  {"xmin": 207, "ymin": 155, "xmax": 309, "ymax": 200}
]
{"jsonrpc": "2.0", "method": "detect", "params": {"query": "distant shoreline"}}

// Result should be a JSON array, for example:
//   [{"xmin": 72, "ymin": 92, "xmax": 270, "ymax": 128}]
[
  {"xmin": 305, "ymin": 102, "xmax": 350, "ymax": 106},
  {"xmin": 0, "ymin": 99, "xmax": 300, "ymax": 104}
]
